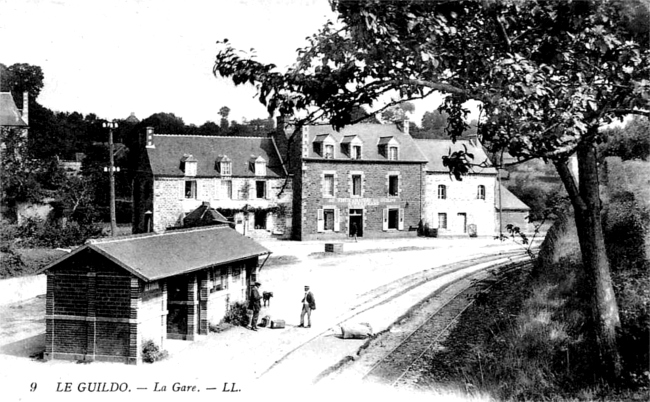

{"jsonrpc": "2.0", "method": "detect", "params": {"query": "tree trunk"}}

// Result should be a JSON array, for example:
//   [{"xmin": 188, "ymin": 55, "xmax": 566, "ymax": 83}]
[{"xmin": 555, "ymin": 140, "xmax": 622, "ymax": 380}]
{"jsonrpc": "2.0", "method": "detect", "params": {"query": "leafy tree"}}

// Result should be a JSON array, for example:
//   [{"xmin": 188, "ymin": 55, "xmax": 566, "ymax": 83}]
[
  {"xmin": 380, "ymin": 101, "xmax": 415, "ymax": 122},
  {"xmin": 214, "ymin": 0, "xmax": 650, "ymax": 380},
  {"xmin": 0, "ymin": 63, "xmax": 45, "ymax": 107},
  {"xmin": 219, "ymin": 106, "xmax": 231, "ymax": 129},
  {"xmin": 600, "ymin": 116, "xmax": 650, "ymax": 161}
]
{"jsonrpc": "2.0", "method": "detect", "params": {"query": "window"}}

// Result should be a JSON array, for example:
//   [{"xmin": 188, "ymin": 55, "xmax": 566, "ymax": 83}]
[
  {"xmin": 185, "ymin": 180, "xmax": 197, "ymax": 199},
  {"xmin": 477, "ymin": 185, "xmax": 486, "ymax": 200},
  {"xmin": 220, "ymin": 161, "xmax": 232, "ymax": 176},
  {"xmin": 352, "ymin": 175, "xmax": 362, "ymax": 196},
  {"xmin": 438, "ymin": 213, "xmax": 447, "ymax": 229},
  {"xmin": 352, "ymin": 145, "xmax": 362, "ymax": 159},
  {"xmin": 388, "ymin": 209, "xmax": 399, "ymax": 229},
  {"xmin": 323, "ymin": 209, "xmax": 335, "ymax": 231},
  {"xmin": 324, "ymin": 144, "xmax": 334, "ymax": 159},
  {"xmin": 324, "ymin": 174, "xmax": 335, "ymax": 197},
  {"xmin": 389, "ymin": 175, "xmax": 399, "ymax": 196},
  {"xmin": 388, "ymin": 146, "xmax": 398, "ymax": 161},
  {"xmin": 256, "ymin": 181, "xmax": 266, "ymax": 199},
  {"xmin": 222, "ymin": 180, "xmax": 233, "ymax": 199},
  {"xmin": 438, "ymin": 184, "xmax": 447, "ymax": 199},
  {"xmin": 313, "ymin": 142, "xmax": 322, "ymax": 155},
  {"xmin": 255, "ymin": 160, "xmax": 266, "ymax": 176},
  {"xmin": 317, "ymin": 207, "xmax": 340, "ymax": 232}
]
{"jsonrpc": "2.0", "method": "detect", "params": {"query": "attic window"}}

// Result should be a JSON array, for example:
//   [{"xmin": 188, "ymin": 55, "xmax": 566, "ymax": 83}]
[
  {"xmin": 181, "ymin": 154, "xmax": 197, "ymax": 177},
  {"xmin": 216, "ymin": 155, "xmax": 232, "ymax": 176},
  {"xmin": 341, "ymin": 135, "xmax": 363, "ymax": 160},
  {"xmin": 250, "ymin": 156, "xmax": 267, "ymax": 176},
  {"xmin": 313, "ymin": 134, "xmax": 335, "ymax": 158},
  {"xmin": 378, "ymin": 137, "xmax": 399, "ymax": 160}
]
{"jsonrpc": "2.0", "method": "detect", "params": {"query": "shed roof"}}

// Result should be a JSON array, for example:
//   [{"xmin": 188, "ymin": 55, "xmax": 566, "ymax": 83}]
[
  {"xmin": 39, "ymin": 226, "xmax": 270, "ymax": 281},
  {"xmin": 495, "ymin": 184, "xmax": 531, "ymax": 211},
  {"xmin": 183, "ymin": 203, "xmax": 231, "ymax": 227},
  {"xmin": 414, "ymin": 138, "xmax": 498, "ymax": 174},
  {"xmin": 147, "ymin": 135, "xmax": 284, "ymax": 178},
  {"xmin": 0, "ymin": 92, "xmax": 27, "ymax": 127},
  {"xmin": 304, "ymin": 123, "xmax": 427, "ymax": 162}
]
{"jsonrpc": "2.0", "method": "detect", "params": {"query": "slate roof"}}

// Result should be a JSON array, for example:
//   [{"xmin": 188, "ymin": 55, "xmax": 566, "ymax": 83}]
[
  {"xmin": 39, "ymin": 226, "xmax": 270, "ymax": 281},
  {"xmin": 304, "ymin": 123, "xmax": 427, "ymax": 162},
  {"xmin": 0, "ymin": 92, "xmax": 27, "ymax": 126},
  {"xmin": 495, "ymin": 184, "xmax": 530, "ymax": 211},
  {"xmin": 414, "ymin": 139, "xmax": 498, "ymax": 174},
  {"xmin": 183, "ymin": 203, "xmax": 231, "ymax": 227},
  {"xmin": 147, "ymin": 135, "xmax": 285, "ymax": 178}
]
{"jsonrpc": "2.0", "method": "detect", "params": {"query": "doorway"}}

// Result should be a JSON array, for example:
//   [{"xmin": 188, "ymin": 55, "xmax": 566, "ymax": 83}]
[
  {"xmin": 349, "ymin": 209, "xmax": 363, "ymax": 237},
  {"xmin": 457, "ymin": 213, "xmax": 467, "ymax": 234}
]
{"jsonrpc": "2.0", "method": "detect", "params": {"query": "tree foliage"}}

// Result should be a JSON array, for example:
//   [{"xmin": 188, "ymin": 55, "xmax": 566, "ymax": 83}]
[{"xmin": 214, "ymin": 0, "xmax": 650, "ymax": 381}]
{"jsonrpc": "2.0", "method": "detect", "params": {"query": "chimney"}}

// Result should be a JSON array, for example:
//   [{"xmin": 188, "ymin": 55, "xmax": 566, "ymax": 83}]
[
  {"xmin": 402, "ymin": 116, "xmax": 410, "ymax": 136},
  {"xmin": 273, "ymin": 115, "xmax": 289, "ymax": 165},
  {"xmin": 145, "ymin": 127, "xmax": 155, "ymax": 148},
  {"xmin": 22, "ymin": 92, "xmax": 29, "ymax": 125}
]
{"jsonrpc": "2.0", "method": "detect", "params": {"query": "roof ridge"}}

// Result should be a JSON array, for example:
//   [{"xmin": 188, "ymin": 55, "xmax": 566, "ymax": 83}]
[
  {"xmin": 154, "ymin": 134, "xmax": 271, "ymax": 139},
  {"xmin": 87, "ymin": 225, "xmax": 229, "ymax": 245}
]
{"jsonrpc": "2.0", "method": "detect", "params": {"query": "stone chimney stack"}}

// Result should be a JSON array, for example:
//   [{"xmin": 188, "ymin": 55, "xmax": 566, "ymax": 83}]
[
  {"xmin": 22, "ymin": 92, "xmax": 29, "ymax": 125},
  {"xmin": 402, "ymin": 116, "xmax": 410, "ymax": 136},
  {"xmin": 145, "ymin": 127, "xmax": 155, "ymax": 148}
]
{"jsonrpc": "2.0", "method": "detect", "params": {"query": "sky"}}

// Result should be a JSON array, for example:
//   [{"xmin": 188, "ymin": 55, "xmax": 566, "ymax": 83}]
[{"xmin": 1, "ymin": 0, "xmax": 480, "ymax": 127}]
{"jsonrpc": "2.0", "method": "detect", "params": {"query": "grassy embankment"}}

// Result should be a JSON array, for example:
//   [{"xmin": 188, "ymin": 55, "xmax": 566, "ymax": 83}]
[{"xmin": 417, "ymin": 157, "xmax": 649, "ymax": 401}]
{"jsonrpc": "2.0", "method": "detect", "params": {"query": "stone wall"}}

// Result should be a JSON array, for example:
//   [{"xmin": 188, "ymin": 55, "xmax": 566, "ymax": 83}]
[
  {"xmin": 423, "ymin": 173, "xmax": 497, "ymax": 236},
  {"xmin": 296, "ymin": 160, "xmax": 424, "ymax": 240}
]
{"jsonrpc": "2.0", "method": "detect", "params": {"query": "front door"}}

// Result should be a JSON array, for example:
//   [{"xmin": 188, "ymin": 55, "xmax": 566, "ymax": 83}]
[
  {"xmin": 457, "ymin": 213, "xmax": 467, "ymax": 234},
  {"xmin": 349, "ymin": 209, "xmax": 363, "ymax": 237}
]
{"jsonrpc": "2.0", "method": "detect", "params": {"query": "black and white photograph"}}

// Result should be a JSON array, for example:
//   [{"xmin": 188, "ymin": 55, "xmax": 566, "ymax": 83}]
[{"xmin": 1, "ymin": 1, "xmax": 649, "ymax": 401}]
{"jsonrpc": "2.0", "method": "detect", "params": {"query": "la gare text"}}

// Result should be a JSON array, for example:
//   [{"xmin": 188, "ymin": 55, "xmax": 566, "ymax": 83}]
[{"xmin": 55, "ymin": 382, "xmax": 241, "ymax": 393}]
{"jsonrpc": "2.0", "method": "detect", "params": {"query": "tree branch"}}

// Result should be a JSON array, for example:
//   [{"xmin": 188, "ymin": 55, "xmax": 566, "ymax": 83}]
[{"xmin": 608, "ymin": 109, "xmax": 650, "ymax": 117}]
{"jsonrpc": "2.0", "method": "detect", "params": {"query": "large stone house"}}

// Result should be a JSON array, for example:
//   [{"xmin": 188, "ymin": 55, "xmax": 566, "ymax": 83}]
[
  {"xmin": 275, "ymin": 120, "xmax": 427, "ymax": 240},
  {"xmin": 132, "ymin": 128, "xmax": 292, "ymax": 237},
  {"xmin": 415, "ymin": 137, "xmax": 499, "ymax": 236},
  {"xmin": 39, "ymin": 226, "xmax": 270, "ymax": 364}
]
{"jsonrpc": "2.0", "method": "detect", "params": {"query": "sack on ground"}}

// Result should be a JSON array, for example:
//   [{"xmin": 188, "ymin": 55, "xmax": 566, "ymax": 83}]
[
  {"xmin": 340, "ymin": 322, "xmax": 373, "ymax": 339},
  {"xmin": 260, "ymin": 316, "xmax": 271, "ymax": 327},
  {"xmin": 270, "ymin": 319, "xmax": 285, "ymax": 329}
]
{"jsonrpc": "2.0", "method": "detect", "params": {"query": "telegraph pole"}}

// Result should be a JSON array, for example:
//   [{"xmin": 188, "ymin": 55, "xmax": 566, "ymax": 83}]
[{"xmin": 103, "ymin": 121, "xmax": 118, "ymax": 237}]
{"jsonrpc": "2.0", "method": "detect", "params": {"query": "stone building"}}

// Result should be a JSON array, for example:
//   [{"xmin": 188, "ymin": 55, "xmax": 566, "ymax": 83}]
[
  {"xmin": 495, "ymin": 183, "xmax": 532, "ymax": 234},
  {"xmin": 275, "ymin": 120, "xmax": 427, "ymax": 240},
  {"xmin": 39, "ymin": 226, "xmax": 270, "ymax": 364},
  {"xmin": 416, "ymin": 137, "xmax": 499, "ymax": 236},
  {"xmin": 132, "ymin": 128, "xmax": 292, "ymax": 237}
]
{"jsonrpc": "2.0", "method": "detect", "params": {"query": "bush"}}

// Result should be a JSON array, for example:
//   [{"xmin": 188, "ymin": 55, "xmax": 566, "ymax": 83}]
[
  {"xmin": 222, "ymin": 301, "xmax": 250, "ymax": 327},
  {"xmin": 0, "ymin": 242, "xmax": 26, "ymax": 278},
  {"xmin": 15, "ymin": 217, "xmax": 103, "ymax": 248},
  {"xmin": 141, "ymin": 340, "xmax": 168, "ymax": 363}
]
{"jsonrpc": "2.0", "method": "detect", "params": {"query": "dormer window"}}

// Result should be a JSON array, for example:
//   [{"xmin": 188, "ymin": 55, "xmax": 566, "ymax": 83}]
[
  {"xmin": 180, "ymin": 154, "xmax": 197, "ymax": 177},
  {"xmin": 216, "ymin": 155, "xmax": 232, "ymax": 176},
  {"xmin": 313, "ymin": 134, "xmax": 336, "ymax": 158},
  {"xmin": 378, "ymin": 137, "xmax": 399, "ymax": 160},
  {"xmin": 250, "ymin": 156, "xmax": 267, "ymax": 176},
  {"xmin": 341, "ymin": 135, "xmax": 363, "ymax": 160}
]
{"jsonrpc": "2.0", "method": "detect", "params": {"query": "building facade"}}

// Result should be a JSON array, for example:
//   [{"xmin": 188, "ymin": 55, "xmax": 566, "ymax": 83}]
[
  {"xmin": 276, "ymin": 120, "xmax": 427, "ymax": 240},
  {"xmin": 416, "ymin": 138, "xmax": 499, "ymax": 236},
  {"xmin": 133, "ymin": 129, "xmax": 292, "ymax": 237},
  {"xmin": 39, "ymin": 226, "xmax": 270, "ymax": 364}
]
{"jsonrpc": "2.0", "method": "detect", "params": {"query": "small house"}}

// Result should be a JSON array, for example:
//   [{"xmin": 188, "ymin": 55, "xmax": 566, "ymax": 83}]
[{"xmin": 39, "ymin": 226, "xmax": 270, "ymax": 364}]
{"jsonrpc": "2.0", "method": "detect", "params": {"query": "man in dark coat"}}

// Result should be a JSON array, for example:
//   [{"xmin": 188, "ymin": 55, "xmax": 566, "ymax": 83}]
[
  {"xmin": 299, "ymin": 285, "xmax": 316, "ymax": 328},
  {"xmin": 248, "ymin": 282, "xmax": 262, "ymax": 331}
]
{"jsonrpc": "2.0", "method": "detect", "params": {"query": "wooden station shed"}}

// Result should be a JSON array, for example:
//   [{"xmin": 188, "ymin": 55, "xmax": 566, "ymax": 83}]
[{"xmin": 39, "ymin": 226, "xmax": 270, "ymax": 364}]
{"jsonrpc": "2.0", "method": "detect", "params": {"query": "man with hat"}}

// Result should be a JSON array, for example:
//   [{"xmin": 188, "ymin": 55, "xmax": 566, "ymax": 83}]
[
  {"xmin": 248, "ymin": 282, "xmax": 262, "ymax": 331},
  {"xmin": 299, "ymin": 285, "xmax": 316, "ymax": 328}
]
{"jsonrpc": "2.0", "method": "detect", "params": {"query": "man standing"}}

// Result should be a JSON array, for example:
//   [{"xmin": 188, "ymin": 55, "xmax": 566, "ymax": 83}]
[
  {"xmin": 248, "ymin": 282, "xmax": 262, "ymax": 331},
  {"xmin": 299, "ymin": 285, "xmax": 316, "ymax": 328}
]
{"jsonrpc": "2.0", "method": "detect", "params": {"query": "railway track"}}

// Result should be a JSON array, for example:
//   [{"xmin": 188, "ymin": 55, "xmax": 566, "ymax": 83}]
[
  {"xmin": 259, "ymin": 251, "xmax": 534, "ymax": 383},
  {"xmin": 314, "ymin": 258, "xmax": 533, "ymax": 386}
]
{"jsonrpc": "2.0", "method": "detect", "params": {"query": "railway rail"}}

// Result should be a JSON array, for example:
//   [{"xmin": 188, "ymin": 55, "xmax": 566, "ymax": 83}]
[
  {"xmin": 260, "ymin": 251, "xmax": 535, "ymax": 383},
  {"xmin": 317, "ymin": 260, "xmax": 532, "ymax": 386}
]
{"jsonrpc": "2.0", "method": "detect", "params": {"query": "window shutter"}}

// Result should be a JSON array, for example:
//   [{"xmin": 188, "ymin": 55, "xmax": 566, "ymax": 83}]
[
  {"xmin": 382, "ymin": 208, "xmax": 388, "ymax": 231},
  {"xmin": 398, "ymin": 208, "xmax": 405, "ymax": 230},
  {"xmin": 265, "ymin": 181, "xmax": 270, "ymax": 200},
  {"xmin": 334, "ymin": 208, "xmax": 340, "ymax": 232},
  {"xmin": 317, "ymin": 209, "xmax": 324, "ymax": 232}
]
